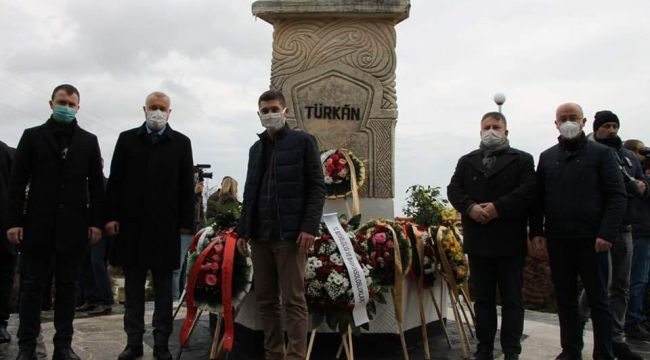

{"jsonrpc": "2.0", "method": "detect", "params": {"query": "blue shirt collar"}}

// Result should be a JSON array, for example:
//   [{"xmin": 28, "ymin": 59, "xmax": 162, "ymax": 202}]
[{"xmin": 145, "ymin": 125, "xmax": 166, "ymax": 136}]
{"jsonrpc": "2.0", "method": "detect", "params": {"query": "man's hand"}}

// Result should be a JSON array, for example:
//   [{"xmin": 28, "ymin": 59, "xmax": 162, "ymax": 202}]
[
  {"xmin": 468, "ymin": 204, "xmax": 490, "ymax": 224},
  {"xmin": 236, "ymin": 238, "xmax": 250, "ymax": 256},
  {"xmin": 530, "ymin": 236, "xmax": 547, "ymax": 255},
  {"xmin": 6, "ymin": 227, "xmax": 23, "ymax": 245},
  {"xmin": 180, "ymin": 228, "xmax": 191, "ymax": 235},
  {"xmin": 595, "ymin": 238, "xmax": 612, "ymax": 253},
  {"xmin": 88, "ymin": 227, "xmax": 102, "ymax": 244},
  {"xmin": 105, "ymin": 221, "xmax": 120, "ymax": 236},
  {"xmin": 297, "ymin": 232, "xmax": 315, "ymax": 254},
  {"xmin": 636, "ymin": 180, "xmax": 647, "ymax": 195},
  {"xmin": 480, "ymin": 203, "xmax": 499, "ymax": 221}
]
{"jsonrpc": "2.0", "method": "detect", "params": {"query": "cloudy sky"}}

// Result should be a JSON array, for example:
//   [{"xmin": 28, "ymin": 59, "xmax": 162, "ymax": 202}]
[{"xmin": 1, "ymin": 0, "xmax": 648, "ymax": 215}]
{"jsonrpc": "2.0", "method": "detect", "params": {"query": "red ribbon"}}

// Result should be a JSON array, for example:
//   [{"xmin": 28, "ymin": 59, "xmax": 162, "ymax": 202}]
[
  {"xmin": 179, "ymin": 237, "xmax": 219, "ymax": 346},
  {"xmin": 221, "ymin": 232, "xmax": 237, "ymax": 352}
]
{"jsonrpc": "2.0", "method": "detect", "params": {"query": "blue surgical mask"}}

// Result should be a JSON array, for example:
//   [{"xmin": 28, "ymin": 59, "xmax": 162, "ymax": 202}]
[{"xmin": 52, "ymin": 105, "xmax": 77, "ymax": 124}]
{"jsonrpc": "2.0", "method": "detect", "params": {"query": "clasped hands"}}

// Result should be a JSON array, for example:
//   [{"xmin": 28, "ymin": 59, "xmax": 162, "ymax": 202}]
[{"xmin": 468, "ymin": 202, "xmax": 498, "ymax": 224}]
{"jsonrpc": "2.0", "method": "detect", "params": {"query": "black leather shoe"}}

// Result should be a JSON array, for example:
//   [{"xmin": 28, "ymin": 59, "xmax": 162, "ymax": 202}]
[
  {"xmin": 612, "ymin": 342, "xmax": 643, "ymax": 360},
  {"xmin": 472, "ymin": 350, "xmax": 494, "ymax": 360},
  {"xmin": 0, "ymin": 326, "xmax": 11, "ymax": 343},
  {"xmin": 117, "ymin": 345, "xmax": 143, "ymax": 360},
  {"xmin": 153, "ymin": 346, "xmax": 172, "ymax": 360},
  {"xmin": 52, "ymin": 347, "xmax": 81, "ymax": 360},
  {"xmin": 15, "ymin": 349, "xmax": 37, "ymax": 360},
  {"xmin": 504, "ymin": 354, "xmax": 519, "ymax": 360},
  {"xmin": 555, "ymin": 351, "xmax": 580, "ymax": 360}
]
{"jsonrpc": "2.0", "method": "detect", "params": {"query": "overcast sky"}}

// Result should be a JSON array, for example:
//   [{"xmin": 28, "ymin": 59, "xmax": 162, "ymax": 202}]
[{"xmin": 1, "ymin": 0, "xmax": 649, "ymax": 215}]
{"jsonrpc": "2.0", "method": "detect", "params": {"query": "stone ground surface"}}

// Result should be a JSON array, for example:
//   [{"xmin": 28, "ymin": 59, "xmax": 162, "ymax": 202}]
[{"xmin": 1, "ymin": 303, "xmax": 649, "ymax": 360}]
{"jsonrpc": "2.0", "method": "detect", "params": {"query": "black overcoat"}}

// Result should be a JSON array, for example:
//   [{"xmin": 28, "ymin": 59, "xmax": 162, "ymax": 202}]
[
  {"xmin": 105, "ymin": 123, "xmax": 194, "ymax": 270},
  {"xmin": 6, "ymin": 121, "xmax": 104, "ymax": 256},
  {"xmin": 447, "ymin": 147, "xmax": 537, "ymax": 257},
  {"xmin": 0, "ymin": 141, "xmax": 15, "ymax": 257}
]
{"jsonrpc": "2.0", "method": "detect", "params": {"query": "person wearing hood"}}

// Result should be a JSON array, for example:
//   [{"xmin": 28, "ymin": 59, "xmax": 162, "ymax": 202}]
[
  {"xmin": 447, "ymin": 111, "xmax": 536, "ymax": 360},
  {"xmin": 105, "ymin": 92, "xmax": 194, "ymax": 360},
  {"xmin": 236, "ymin": 89, "xmax": 325, "ymax": 360},
  {"xmin": 6, "ymin": 84, "xmax": 105, "ymax": 360},
  {"xmin": 530, "ymin": 103, "xmax": 627, "ymax": 360},
  {"xmin": 577, "ymin": 111, "xmax": 647, "ymax": 359}
]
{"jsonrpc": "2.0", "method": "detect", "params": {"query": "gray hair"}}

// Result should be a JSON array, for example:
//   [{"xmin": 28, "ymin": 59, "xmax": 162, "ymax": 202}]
[{"xmin": 145, "ymin": 91, "xmax": 170, "ymax": 105}]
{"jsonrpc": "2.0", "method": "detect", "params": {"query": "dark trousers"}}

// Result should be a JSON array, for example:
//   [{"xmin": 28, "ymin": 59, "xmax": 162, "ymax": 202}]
[
  {"xmin": 468, "ymin": 255, "xmax": 525, "ymax": 355},
  {"xmin": 123, "ymin": 267, "xmax": 173, "ymax": 346},
  {"xmin": 547, "ymin": 238, "xmax": 613, "ymax": 360},
  {"xmin": 77, "ymin": 237, "xmax": 113, "ymax": 305},
  {"xmin": 17, "ymin": 252, "xmax": 82, "ymax": 350},
  {"xmin": 0, "ymin": 254, "xmax": 16, "ymax": 327}
]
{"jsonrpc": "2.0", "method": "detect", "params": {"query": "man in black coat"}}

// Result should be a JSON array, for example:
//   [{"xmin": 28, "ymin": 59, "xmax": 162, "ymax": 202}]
[
  {"xmin": 105, "ymin": 91, "xmax": 194, "ymax": 360},
  {"xmin": 6, "ymin": 84, "xmax": 105, "ymax": 360},
  {"xmin": 530, "ymin": 103, "xmax": 627, "ymax": 360},
  {"xmin": 0, "ymin": 140, "xmax": 15, "ymax": 344},
  {"xmin": 447, "ymin": 112, "xmax": 536, "ymax": 360},
  {"xmin": 236, "ymin": 90, "xmax": 325, "ymax": 360}
]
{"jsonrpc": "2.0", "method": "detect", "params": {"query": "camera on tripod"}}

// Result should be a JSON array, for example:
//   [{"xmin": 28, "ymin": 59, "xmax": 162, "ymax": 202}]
[{"xmin": 195, "ymin": 164, "xmax": 213, "ymax": 182}]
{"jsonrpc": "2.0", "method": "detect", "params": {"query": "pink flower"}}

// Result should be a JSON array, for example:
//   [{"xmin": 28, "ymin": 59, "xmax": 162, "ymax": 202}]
[
  {"xmin": 386, "ymin": 240, "xmax": 394, "ymax": 249},
  {"xmin": 205, "ymin": 274, "xmax": 217, "ymax": 286},
  {"xmin": 214, "ymin": 244, "xmax": 224, "ymax": 253},
  {"xmin": 373, "ymin": 233, "xmax": 386, "ymax": 244},
  {"xmin": 212, "ymin": 254, "xmax": 222, "ymax": 264}
]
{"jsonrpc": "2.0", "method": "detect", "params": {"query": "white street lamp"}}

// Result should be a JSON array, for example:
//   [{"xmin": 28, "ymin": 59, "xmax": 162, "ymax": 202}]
[{"xmin": 493, "ymin": 93, "xmax": 506, "ymax": 113}]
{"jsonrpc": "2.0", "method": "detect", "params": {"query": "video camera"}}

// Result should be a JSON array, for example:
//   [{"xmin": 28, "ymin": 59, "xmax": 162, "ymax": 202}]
[{"xmin": 195, "ymin": 164, "xmax": 213, "ymax": 182}]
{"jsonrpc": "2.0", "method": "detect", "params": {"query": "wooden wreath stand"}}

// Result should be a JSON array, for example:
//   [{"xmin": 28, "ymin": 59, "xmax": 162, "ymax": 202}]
[{"xmin": 432, "ymin": 226, "xmax": 476, "ymax": 359}]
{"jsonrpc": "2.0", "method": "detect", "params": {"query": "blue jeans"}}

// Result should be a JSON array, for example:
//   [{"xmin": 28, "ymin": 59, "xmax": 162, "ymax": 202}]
[
  {"xmin": 626, "ymin": 236, "xmax": 650, "ymax": 327},
  {"xmin": 171, "ymin": 234, "xmax": 193, "ymax": 300}
]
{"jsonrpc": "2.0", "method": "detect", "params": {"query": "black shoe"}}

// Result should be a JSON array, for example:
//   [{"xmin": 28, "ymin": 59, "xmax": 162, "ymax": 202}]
[
  {"xmin": 612, "ymin": 342, "xmax": 643, "ymax": 360},
  {"xmin": 117, "ymin": 345, "xmax": 143, "ymax": 360},
  {"xmin": 504, "ymin": 354, "xmax": 519, "ymax": 360},
  {"xmin": 153, "ymin": 346, "xmax": 172, "ymax": 360},
  {"xmin": 15, "ymin": 349, "xmax": 37, "ymax": 360},
  {"xmin": 52, "ymin": 347, "xmax": 81, "ymax": 360},
  {"xmin": 87, "ymin": 304, "xmax": 112, "ymax": 316},
  {"xmin": 472, "ymin": 349, "xmax": 494, "ymax": 360},
  {"xmin": 75, "ymin": 303, "xmax": 96, "ymax": 312},
  {"xmin": 554, "ymin": 351, "xmax": 580, "ymax": 360},
  {"xmin": 626, "ymin": 323, "xmax": 650, "ymax": 342},
  {"xmin": 0, "ymin": 326, "xmax": 11, "ymax": 343}
]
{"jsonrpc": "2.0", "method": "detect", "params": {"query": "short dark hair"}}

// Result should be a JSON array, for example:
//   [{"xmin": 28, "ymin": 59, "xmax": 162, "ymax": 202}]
[
  {"xmin": 51, "ymin": 84, "xmax": 80, "ymax": 101},
  {"xmin": 481, "ymin": 111, "xmax": 507, "ymax": 127},
  {"xmin": 258, "ymin": 89, "xmax": 285, "ymax": 107}
]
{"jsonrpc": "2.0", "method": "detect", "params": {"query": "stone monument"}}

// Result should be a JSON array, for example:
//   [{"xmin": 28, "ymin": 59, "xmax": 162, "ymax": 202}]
[{"xmin": 252, "ymin": 0, "xmax": 410, "ymax": 219}]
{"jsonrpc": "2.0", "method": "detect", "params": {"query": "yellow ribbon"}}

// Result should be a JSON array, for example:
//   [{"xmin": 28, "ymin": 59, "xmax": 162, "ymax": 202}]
[
  {"xmin": 381, "ymin": 221, "xmax": 404, "ymax": 324},
  {"xmin": 341, "ymin": 149, "xmax": 361, "ymax": 217}
]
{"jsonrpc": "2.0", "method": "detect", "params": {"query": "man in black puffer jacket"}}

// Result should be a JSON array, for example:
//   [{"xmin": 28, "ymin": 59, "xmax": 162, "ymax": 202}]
[
  {"xmin": 530, "ymin": 103, "xmax": 626, "ymax": 360},
  {"xmin": 577, "ymin": 111, "xmax": 648, "ymax": 360},
  {"xmin": 237, "ymin": 90, "xmax": 325, "ymax": 360}
]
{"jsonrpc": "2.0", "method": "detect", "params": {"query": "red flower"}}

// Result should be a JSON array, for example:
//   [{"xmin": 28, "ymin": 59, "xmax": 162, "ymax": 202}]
[{"xmin": 205, "ymin": 274, "xmax": 218, "ymax": 286}]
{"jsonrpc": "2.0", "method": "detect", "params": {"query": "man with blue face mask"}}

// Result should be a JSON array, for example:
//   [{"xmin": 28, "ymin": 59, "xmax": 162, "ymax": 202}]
[
  {"xmin": 6, "ymin": 84, "xmax": 105, "ymax": 360},
  {"xmin": 447, "ymin": 112, "xmax": 536, "ymax": 360},
  {"xmin": 530, "ymin": 103, "xmax": 627, "ymax": 360},
  {"xmin": 236, "ymin": 89, "xmax": 325, "ymax": 360}
]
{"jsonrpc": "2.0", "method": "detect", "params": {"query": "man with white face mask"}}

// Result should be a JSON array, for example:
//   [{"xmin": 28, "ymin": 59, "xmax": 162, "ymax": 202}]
[
  {"xmin": 530, "ymin": 103, "xmax": 627, "ymax": 360},
  {"xmin": 447, "ymin": 112, "xmax": 536, "ymax": 360},
  {"xmin": 105, "ymin": 92, "xmax": 194, "ymax": 360},
  {"xmin": 236, "ymin": 89, "xmax": 325, "ymax": 360}
]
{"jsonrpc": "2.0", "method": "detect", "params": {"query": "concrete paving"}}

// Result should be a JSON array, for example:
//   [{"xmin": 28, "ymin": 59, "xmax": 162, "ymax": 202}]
[{"xmin": 0, "ymin": 303, "xmax": 648, "ymax": 359}]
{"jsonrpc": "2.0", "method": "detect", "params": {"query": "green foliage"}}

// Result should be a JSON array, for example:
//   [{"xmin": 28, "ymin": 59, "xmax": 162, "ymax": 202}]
[{"xmin": 402, "ymin": 185, "xmax": 448, "ymax": 227}]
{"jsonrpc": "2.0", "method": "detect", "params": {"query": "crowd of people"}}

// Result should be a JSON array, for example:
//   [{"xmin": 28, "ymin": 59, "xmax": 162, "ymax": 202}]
[{"xmin": 0, "ymin": 84, "xmax": 649, "ymax": 360}]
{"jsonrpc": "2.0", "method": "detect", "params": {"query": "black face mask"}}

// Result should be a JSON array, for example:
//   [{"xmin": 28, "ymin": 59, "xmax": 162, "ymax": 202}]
[{"xmin": 596, "ymin": 135, "xmax": 622, "ymax": 148}]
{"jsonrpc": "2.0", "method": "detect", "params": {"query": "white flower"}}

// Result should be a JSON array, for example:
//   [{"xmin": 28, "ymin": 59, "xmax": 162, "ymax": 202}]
[
  {"xmin": 329, "ymin": 253, "xmax": 343, "ymax": 266},
  {"xmin": 325, "ymin": 272, "xmax": 349, "ymax": 299},
  {"xmin": 318, "ymin": 240, "xmax": 336, "ymax": 256},
  {"xmin": 307, "ymin": 280, "xmax": 323, "ymax": 297},
  {"xmin": 305, "ymin": 257, "xmax": 323, "ymax": 280},
  {"xmin": 324, "ymin": 176, "xmax": 334, "ymax": 184}
]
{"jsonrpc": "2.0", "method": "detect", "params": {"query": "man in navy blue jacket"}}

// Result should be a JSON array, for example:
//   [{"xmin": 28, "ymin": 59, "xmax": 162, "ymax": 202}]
[{"xmin": 530, "ymin": 103, "xmax": 626, "ymax": 360}]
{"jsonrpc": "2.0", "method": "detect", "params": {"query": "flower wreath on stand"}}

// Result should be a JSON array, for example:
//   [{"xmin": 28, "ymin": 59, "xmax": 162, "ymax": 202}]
[
  {"xmin": 405, "ymin": 224, "xmax": 437, "ymax": 289},
  {"xmin": 356, "ymin": 219, "xmax": 412, "ymax": 287},
  {"xmin": 430, "ymin": 207, "xmax": 468, "ymax": 286},
  {"xmin": 305, "ymin": 214, "xmax": 384, "ymax": 333},
  {"xmin": 321, "ymin": 149, "xmax": 365, "ymax": 199}
]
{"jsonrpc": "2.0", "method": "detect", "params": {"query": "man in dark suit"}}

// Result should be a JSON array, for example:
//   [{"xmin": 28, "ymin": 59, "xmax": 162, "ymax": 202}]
[
  {"xmin": 0, "ymin": 140, "xmax": 15, "ymax": 344},
  {"xmin": 530, "ymin": 102, "xmax": 627, "ymax": 360},
  {"xmin": 447, "ymin": 111, "xmax": 536, "ymax": 360},
  {"xmin": 6, "ymin": 84, "xmax": 105, "ymax": 360},
  {"xmin": 105, "ymin": 91, "xmax": 194, "ymax": 360}
]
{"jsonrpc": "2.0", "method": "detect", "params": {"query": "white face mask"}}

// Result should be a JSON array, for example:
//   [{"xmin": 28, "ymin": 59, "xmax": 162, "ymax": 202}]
[
  {"xmin": 259, "ymin": 110, "xmax": 286, "ymax": 130},
  {"xmin": 481, "ymin": 129, "xmax": 505, "ymax": 147},
  {"xmin": 559, "ymin": 120, "xmax": 582, "ymax": 139},
  {"xmin": 146, "ymin": 110, "xmax": 169, "ymax": 131}
]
